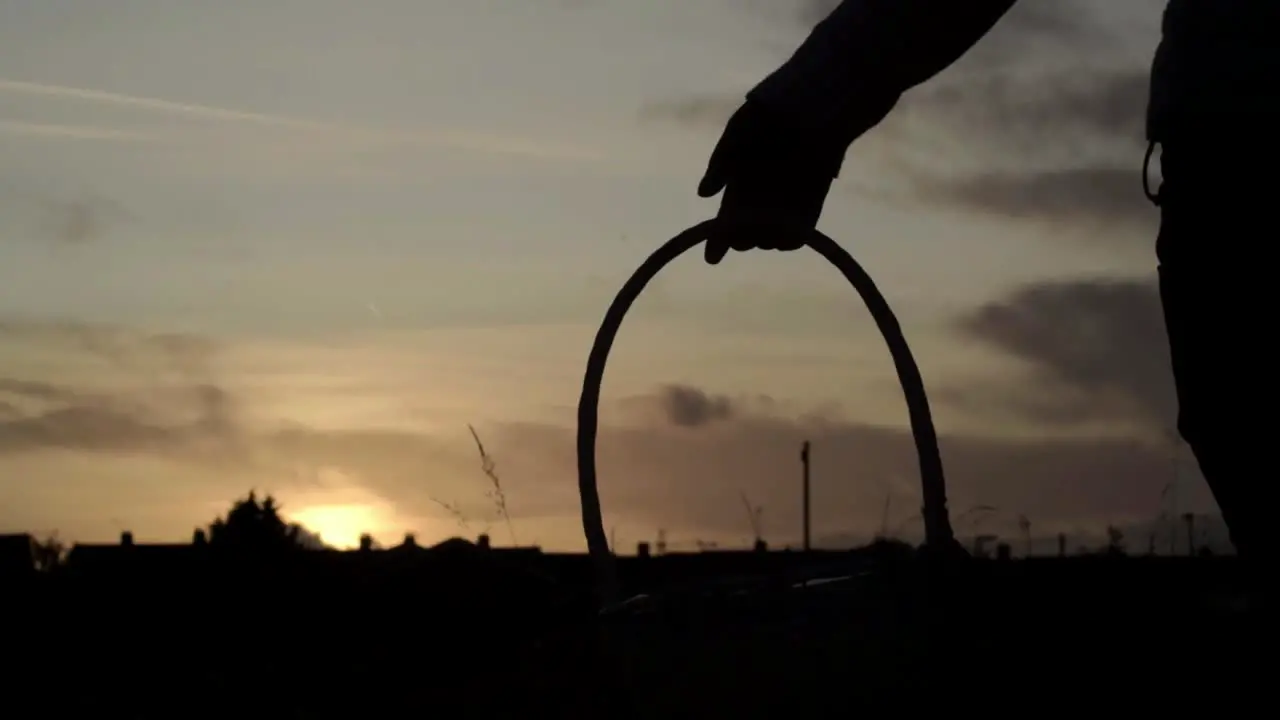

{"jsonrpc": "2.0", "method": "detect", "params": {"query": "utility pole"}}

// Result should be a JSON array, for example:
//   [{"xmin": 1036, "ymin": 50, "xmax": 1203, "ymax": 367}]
[
  {"xmin": 1018, "ymin": 515, "xmax": 1032, "ymax": 557},
  {"xmin": 801, "ymin": 440, "xmax": 811, "ymax": 551}
]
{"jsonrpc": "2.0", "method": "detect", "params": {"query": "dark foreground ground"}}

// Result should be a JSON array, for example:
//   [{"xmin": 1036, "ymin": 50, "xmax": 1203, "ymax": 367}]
[{"xmin": 12, "ymin": 553, "xmax": 1262, "ymax": 718}]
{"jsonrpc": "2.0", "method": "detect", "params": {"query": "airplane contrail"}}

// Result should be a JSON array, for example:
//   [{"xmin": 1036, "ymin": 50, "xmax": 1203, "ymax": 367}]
[
  {"xmin": 0, "ymin": 119, "xmax": 160, "ymax": 142},
  {"xmin": 0, "ymin": 78, "xmax": 329, "ymax": 129},
  {"xmin": 0, "ymin": 78, "xmax": 599, "ymax": 160}
]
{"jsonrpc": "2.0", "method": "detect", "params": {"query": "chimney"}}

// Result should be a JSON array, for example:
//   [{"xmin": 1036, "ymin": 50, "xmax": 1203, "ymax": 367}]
[
  {"xmin": 477, "ymin": 534, "xmax": 491, "ymax": 549},
  {"xmin": 753, "ymin": 538, "xmax": 768, "ymax": 553},
  {"xmin": 636, "ymin": 542, "xmax": 651, "ymax": 558},
  {"xmin": 1057, "ymin": 533, "xmax": 1067, "ymax": 557},
  {"xmin": 120, "ymin": 531, "xmax": 134, "ymax": 546},
  {"xmin": 359, "ymin": 534, "xmax": 373, "ymax": 552},
  {"xmin": 402, "ymin": 533, "xmax": 417, "ymax": 548},
  {"xmin": 192, "ymin": 529, "xmax": 207, "ymax": 546}
]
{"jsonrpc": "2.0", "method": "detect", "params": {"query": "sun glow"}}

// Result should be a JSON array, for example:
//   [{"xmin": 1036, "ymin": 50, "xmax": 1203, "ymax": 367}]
[{"xmin": 289, "ymin": 503, "xmax": 387, "ymax": 549}]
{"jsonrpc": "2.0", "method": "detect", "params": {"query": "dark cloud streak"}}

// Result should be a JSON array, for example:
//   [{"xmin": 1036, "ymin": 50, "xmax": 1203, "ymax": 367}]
[
  {"xmin": 658, "ymin": 384, "xmax": 737, "ymax": 427},
  {"xmin": 899, "ymin": 70, "xmax": 1148, "ymax": 152},
  {"xmin": 949, "ymin": 277, "xmax": 1175, "ymax": 430},
  {"xmin": 912, "ymin": 166, "xmax": 1154, "ymax": 231},
  {"xmin": 0, "ymin": 318, "xmax": 243, "ymax": 462}
]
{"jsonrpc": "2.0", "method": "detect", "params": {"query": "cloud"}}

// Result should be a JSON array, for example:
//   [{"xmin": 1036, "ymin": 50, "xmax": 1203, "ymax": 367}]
[
  {"xmin": 861, "ymin": 0, "xmax": 1159, "ymax": 230},
  {"xmin": 0, "ymin": 313, "xmax": 1203, "ymax": 550},
  {"xmin": 0, "ymin": 318, "xmax": 220, "ymax": 378},
  {"xmin": 642, "ymin": 1, "xmax": 1162, "ymax": 232},
  {"xmin": 0, "ymin": 317, "xmax": 500, "ymax": 533},
  {"xmin": 892, "ymin": 69, "xmax": 1149, "ymax": 155},
  {"xmin": 0, "ymin": 77, "xmax": 599, "ymax": 161},
  {"xmin": 0, "ymin": 318, "xmax": 243, "ymax": 461},
  {"xmin": 910, "ymin": 166, "xmax": 1152, "ymax": 232},
  {"xmin": 33, "ymin": 196, "xmax": 133, "ymax": 245},
  {"xmin": 0, "ymin": 316, "xmax": 1199, "ymax": 549},
  {"xmin": 946, "ymin": 277, "xmax": 1175, "ymax": 432},
  {"xmin": 0, "ymin": 399, "xmax": 222, "ymax": 456},
  {"xmin": 637, "ymin": 96, "xmax": 739, "ymax": 129},
  {"xmin": 488, "ymin": 383, "xmax": 1198, "ymax": 547},
  {"xmin": 652, "ymin": 384, "xmax": 737, "ymax": 427},
  {"xmin": 0, "ymin": 378, "xmax": 72, "ymax": 403},
  {"xmin": 0, "ymin": 186, "xmax": 136, "ymax": 247},
  {"xmin": 881, "ymin": 65, "xmax": 1155, "ymax": 229}
]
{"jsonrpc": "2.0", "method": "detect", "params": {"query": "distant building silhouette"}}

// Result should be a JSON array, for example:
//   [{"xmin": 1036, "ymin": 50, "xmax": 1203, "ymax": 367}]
[{"xmin": 0, "ymin": 534, "xmax": 36, "ymax": 578}]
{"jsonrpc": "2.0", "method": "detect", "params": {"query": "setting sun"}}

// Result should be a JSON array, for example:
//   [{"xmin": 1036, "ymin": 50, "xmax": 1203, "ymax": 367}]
[{"xmin": 289, "ymin": 503, "xmax": 387, "ymax": 549}]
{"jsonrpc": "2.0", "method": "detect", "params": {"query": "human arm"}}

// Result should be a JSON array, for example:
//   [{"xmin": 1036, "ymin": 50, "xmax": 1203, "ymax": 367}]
[
  {"xmin": 698, "ymin": 0, "xmax": 1020, "ymax": 264},
  {"xmin": 749, "ymin": 0, "xmax": 1020, "ymax": 147}
]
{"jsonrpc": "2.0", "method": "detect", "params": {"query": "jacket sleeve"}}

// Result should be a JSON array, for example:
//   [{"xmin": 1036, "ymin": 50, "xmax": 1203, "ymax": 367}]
[{"xmin": 748, "ymin": 0, "xmax": 1019, "ymax": 136}]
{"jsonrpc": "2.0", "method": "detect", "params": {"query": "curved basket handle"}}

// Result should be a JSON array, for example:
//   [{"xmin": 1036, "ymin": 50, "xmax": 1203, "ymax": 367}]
[{"xmin": 577, "ymin": 220, "xmax": 956, "ymax": 608}]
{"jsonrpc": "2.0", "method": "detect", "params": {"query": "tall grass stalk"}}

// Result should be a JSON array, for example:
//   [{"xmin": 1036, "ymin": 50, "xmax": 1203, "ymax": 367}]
[{"xmin": 467, "ymin": 424, "xmax": 517, "ymax": 546}]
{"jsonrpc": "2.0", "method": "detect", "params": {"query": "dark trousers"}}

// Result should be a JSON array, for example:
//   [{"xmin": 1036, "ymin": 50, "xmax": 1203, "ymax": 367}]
[{"xmin": 1155, "ymin": 140, "xmax": 1274, "ymax": 565}]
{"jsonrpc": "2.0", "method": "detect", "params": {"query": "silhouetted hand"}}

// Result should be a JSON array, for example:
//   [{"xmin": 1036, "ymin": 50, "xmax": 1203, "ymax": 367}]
[
  {"xmin": 697, "ymin": 100, "xmax": 843, "ymax": 265},
  {"xmin": 697, "ymin": 92, "xmax": 902, "ymax": 265}
]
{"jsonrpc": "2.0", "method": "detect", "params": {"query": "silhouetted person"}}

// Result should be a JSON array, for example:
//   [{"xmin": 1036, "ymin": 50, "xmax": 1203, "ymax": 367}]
[{"xmin": 699, "ymin": 0, "xmax": 1276, "ymax": 575}]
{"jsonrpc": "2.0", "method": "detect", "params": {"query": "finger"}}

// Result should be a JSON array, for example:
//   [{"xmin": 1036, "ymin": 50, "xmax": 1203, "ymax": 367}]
[
  {"xmin": 698, "ymin": 156, "xmax": 728, "ymax": 198},
  {"xmin": 715, "ymin": 192, "xmax": 762, "ymax": 253},
  {"xmin": 698, "ymin": 109, "xmax": 745, "ymax": 197},
  {"xmin": 706, "ymin": 205, "xmax": 751, "ymax": 265},
  {"xmin": 704, "ymin": 239, "xmax": 730, "ymax": 265},
  {"xmin": 704, "ymin": 224, "xmax": 730, "ymax": 265}
]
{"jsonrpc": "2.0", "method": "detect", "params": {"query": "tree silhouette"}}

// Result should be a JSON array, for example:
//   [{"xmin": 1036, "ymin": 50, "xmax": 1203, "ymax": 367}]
[
  {"xmin": 1105, "ymin": 525, "xmax": 1126, "ymax": 556},
  {"xmin": 31, "ymin": 533, "xmax": 67, "ymax": 572},
  {"xmin": 206, "ymin": 491, "xmax": 325, "ymax": 553}
]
